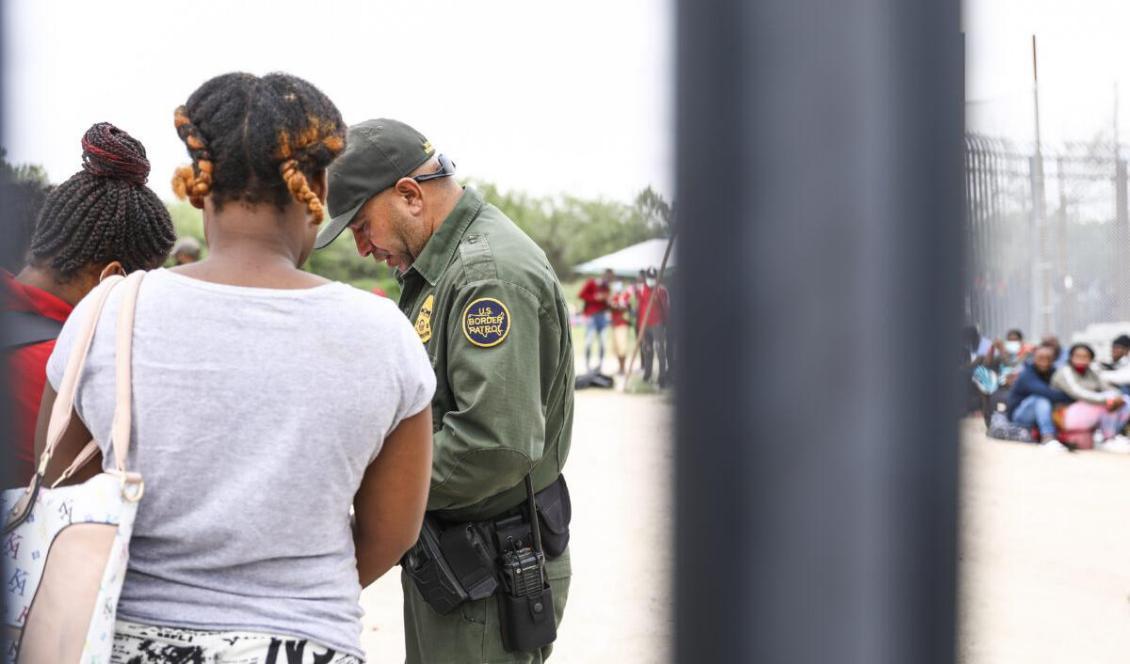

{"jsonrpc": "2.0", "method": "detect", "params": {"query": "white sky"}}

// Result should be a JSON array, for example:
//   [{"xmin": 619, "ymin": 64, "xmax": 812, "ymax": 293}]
[
  {"xmin": 2, "ymin": 0, "xmax": 672, "ymax": 202},
  {"xmin": 965, "ymin": 0, "xmax": 1130, "ymax": 147}
]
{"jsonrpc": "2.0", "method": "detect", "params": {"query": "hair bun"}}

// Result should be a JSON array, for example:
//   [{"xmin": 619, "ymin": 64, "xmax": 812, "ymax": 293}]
[{"xmin": 81, "ymin": 122, "xmax": 150, "ymax": 185}]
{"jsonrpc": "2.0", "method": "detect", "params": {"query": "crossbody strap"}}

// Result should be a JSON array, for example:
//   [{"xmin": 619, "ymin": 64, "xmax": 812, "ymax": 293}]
[
  {"xmin": 39, "ymin": 275, "xmax": 125, "ymax": 470},
  {"xmin": 0, "ymin": 310, "xmax": 64, "ymax": 349},
  {"xmin": 109, "ymin": 270, "xmax": 145, "ymax": 473},
  {"xmin": 39, "ymin": 271, "xmax": 146, "ymax": 476}
]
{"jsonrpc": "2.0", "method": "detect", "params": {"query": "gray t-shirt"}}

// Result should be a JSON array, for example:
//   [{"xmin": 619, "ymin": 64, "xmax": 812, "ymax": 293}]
[{"xmin": 47, "ymin": 269, "xmax": 435, "ymax": 659}]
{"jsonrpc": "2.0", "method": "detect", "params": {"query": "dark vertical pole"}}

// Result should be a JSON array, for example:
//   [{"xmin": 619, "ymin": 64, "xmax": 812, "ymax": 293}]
[
  {"xmin": 0, "ymin": 0, "xmax": 11, "ymax": 493},
  {"xmin": 674, "ymin": 0, "xmax": 963, "ymax": 662},
  {"xmin": 0, "ymin": 0, "xmax": 12, "ymax": 638}
]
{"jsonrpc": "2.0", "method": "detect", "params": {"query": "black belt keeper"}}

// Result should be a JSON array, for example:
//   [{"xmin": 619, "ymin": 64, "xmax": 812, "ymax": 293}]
[{"xmin": 497, "ymin": 475, "xmax": 557, "ymax": 653}]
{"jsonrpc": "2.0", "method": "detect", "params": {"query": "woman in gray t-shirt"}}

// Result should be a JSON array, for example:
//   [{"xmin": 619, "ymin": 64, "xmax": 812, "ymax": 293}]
[{"xmin": 38, "ymin": 72, "xmax": 434, "ymax": 663}]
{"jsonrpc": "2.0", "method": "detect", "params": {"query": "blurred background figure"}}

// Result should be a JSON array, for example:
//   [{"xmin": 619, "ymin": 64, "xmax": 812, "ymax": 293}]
[
  {"xmin": 636, "ymin": 266, "xmax": 670, "ymax": 387},
  {"xmin": 1003, "ymin": 344, "xmax": 1071, "ymax": 447},
  {"xmin": 578, "ymin": 268, "xmax": 613, "ymax": 374},
  {"xmin": 1099, "ymin": 334, "xmax": 1130, "ymax": 395},
  {"xmin": 1051, "ymin": 343, "xmax": 1130, "ymax": 451},
  {"xmin": 990, "ymin": 328, "xmax": 1034, "ymax": 387},
  {"xmin": 170, "ymin": 236, "xmax": 202, "ymax": 265},
  {"xmin": 609, "ymin": 275, "xmax": 632, "ymax": 375}
]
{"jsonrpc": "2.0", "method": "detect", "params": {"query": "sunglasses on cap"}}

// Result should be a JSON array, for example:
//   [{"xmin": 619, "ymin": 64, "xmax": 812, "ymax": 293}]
[{"xmin": 413, "ymin": 154, "xmax": 456, "ymax": 183}]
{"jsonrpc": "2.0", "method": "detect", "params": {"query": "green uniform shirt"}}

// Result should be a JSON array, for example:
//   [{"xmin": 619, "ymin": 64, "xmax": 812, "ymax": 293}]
[{"xmin": 397, "ymin": 188, "xmax": 574, "ymax": 522}]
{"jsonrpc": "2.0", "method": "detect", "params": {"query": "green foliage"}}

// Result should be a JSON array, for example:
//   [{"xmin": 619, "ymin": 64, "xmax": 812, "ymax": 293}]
[
  {"xmin": 305, "ymin": 231, "xmax": 402, "ymax": 298},
  {"xmin": 167, "ymin": 201, "xmax": 205, "ymax": 244},
  {"xmin": 0, "ymin": 148, "xmax": 49, "ymax": 185},
  {"xmin": 160, "ymin": 182, "xmax": 671, "ymax": 292},
  {"xmin": 472, "ymin": 181, "xmax": 670, "ymax": 279}
]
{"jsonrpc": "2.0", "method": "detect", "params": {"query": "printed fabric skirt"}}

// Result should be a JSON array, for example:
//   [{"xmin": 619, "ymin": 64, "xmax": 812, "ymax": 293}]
[{"xmin": 111, "ymin": 619, "xmax": 363, "ymax": 664}]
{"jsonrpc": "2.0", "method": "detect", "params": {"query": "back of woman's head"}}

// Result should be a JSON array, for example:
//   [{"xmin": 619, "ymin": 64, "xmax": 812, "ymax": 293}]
[
  {"xmin": 29, "ymin": 123, "xmax": 175, "ymax": 279},
  {"xmin": 171, "ymin": 72, "xmax": 345, "ymax": 219}
]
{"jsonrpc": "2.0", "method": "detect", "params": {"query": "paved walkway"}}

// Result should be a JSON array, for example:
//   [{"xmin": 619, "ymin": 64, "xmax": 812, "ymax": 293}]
[{"xmin": 958, "ymin": 418, "xmax": 1130, "ymax": 663}]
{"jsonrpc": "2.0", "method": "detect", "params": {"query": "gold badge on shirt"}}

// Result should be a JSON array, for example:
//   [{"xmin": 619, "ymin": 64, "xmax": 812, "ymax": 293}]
[{"xmin": 415, "ymin": 294, "xmax": 435, "ymax": 344}]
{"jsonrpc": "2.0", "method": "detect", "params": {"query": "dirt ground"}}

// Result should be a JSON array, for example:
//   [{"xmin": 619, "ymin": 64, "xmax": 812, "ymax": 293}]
[
  {"xmin": 958, "ymin": 418, "xmax": 1130, "ymax": 663},
  {"xmin": 357, "ymin": 400, "xmax": 1130, "ymax": 663},
  {"xmin": 358, "ymin": 387, "xmax": 674, "ymax": 663}
]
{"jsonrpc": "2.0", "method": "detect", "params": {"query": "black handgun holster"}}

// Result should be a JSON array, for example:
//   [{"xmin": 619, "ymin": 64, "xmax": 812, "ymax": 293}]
[{"xmin": 402, "ymin": 475, "xmax": 570, "ymax": 652}]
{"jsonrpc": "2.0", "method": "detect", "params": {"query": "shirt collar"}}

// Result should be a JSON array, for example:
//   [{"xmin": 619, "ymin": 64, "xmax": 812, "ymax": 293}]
[{"xmin": 408, "ymin": 188, "xmax": 485, "ymax": 286}]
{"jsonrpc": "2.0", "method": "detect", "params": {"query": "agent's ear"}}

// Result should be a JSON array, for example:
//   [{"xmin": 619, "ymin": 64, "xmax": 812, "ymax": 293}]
[
  {"xmin": 394, "ymin": 177, "xmax": 425, "ymax": 213},
  {"xmin": 98, "ymin": 261, "xmax": 126, "ymax": 282}
]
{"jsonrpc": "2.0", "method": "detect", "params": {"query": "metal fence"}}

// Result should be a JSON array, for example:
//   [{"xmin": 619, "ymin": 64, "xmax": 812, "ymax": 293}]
[{"xmin": 965, "ymin": 134, "xmax": 1130, "ymax": 342}]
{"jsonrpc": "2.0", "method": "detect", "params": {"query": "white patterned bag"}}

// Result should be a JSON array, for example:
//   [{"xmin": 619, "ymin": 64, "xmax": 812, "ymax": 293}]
[{"xmin": 3, "ymin": 271, "xmax": 146, "ymax": 664}]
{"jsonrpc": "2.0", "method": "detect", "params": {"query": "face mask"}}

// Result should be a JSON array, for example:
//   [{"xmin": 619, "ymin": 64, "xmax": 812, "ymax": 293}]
[
  {"xmin": 1072, "ymin": 362, "xmax": 1090, "ymax": 374},
  {"xmin": 646, "ymin": 279, "xmax": 657, "ymax": 287},
  {"xmin": 612, "ymin": 282, "xmax": 623, "ymax": 294},
  {"xmin": 1004, "ymin": 340, "xmax": 1022, "ymax": 355}
]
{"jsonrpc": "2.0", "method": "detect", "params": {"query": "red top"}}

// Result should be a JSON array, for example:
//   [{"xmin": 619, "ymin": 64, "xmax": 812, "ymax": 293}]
[
  {"xmin": 610, "ymin": 290, "xmax": 632, "ymax": 327},
  {"xmin": 635, "ymin": 284, "xmax": 670, "ymax": 329},
  {"xmin": 3, "ymin": 271, "xmax": 74, "ymax": 483},
  {"xmin": 578, "ymin": 278, "xmax": 611, "ymax": 316}
]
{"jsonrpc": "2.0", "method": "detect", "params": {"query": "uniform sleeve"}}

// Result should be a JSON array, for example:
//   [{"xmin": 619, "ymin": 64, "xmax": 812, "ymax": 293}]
[{"xmin": 427, "ymin": 278, "xmax": 555, "ymax": 512}]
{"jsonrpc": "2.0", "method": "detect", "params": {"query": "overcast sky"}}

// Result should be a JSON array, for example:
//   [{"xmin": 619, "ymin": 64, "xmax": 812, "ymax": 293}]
[
  {"xmin": 965, "ymin": 0, "xmax": 1130, "ymax": 147},
  {"xmin": 2, "ymin": 0, "xmax": 672, "ymax": 202}
]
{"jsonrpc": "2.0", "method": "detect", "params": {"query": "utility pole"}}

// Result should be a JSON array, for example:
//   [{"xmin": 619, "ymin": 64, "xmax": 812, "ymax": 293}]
[
  {"xmin": 1116, "ymin": 81, "xmax": 1130, "ymax": 321},
  {"xmin": 1056, "ymin": 156, "xmax": 1071, "ymax": 336},
  {"xmin": 1031, "ymin": 34, "xmax": 1054, "ymax": 336}
]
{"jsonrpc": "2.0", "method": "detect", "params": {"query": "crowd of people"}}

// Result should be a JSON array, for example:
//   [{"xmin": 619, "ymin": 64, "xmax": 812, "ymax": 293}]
[
  {"xmin": 965, "ymin": 324, "xmax": 1130, "ymax": 453},
  {"xmin": 3, "ymin": 71, "xmax": 573, "ymax": 664},
  {"xmin": 577, "ymin": 266, "xmax": 673, "ymax": 386}
]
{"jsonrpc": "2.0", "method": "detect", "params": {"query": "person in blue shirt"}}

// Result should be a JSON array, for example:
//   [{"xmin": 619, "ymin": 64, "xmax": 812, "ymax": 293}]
[{"xmin": 1007, "ymin": 345, "xmax": 1072, "ymax": 445}]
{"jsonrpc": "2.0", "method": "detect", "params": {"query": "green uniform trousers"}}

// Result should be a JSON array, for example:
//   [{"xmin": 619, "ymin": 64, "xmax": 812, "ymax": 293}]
[{"xmin": 402, "ymin": 548, "xmax": 571, "ymax": 664}]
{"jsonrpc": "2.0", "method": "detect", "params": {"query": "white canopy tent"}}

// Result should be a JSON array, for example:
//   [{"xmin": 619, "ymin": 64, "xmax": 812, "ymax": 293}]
[{"xmin": 573, "ymin": 238, "xmax": 675, "ymax": 277}]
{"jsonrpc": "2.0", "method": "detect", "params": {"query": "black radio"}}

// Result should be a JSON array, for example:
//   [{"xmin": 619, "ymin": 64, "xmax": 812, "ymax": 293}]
[{"xmin": 496, "ymin": 476, "xmax": 557, "ymax": 653}]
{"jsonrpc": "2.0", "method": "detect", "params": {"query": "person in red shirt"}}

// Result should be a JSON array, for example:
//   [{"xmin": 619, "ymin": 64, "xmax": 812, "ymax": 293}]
[
  {"xmin": 608, "ymin": 278, "xmax": 633, "ymax": 374},
  {"xmin": 3, "ymin": 122, "xmax": 175, "ymax": 485},
  {"xmin": 578, "ymin": 268, "xmax": 613, "ymax": 373},
  {"xmin": 635, "ymin": 266, "xmax": 671, "ymax": 386}
]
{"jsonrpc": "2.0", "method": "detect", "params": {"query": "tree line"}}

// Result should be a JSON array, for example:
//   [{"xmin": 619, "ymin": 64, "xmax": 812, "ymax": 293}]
[{"xmin": 3, "ymin": 151, "xmax": 671, "ymax": 292}]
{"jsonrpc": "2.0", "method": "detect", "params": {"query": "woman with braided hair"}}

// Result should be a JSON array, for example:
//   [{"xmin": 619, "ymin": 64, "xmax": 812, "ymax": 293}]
[
  {"xmin": 35, "ymin": 72, "xmax": 434, "ymax": 663},
  {"xmin": 4, "ymin": 121, "xmax": 174, "ymax": 484}
]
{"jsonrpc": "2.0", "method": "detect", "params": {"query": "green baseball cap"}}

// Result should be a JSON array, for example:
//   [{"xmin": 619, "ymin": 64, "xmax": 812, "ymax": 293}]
[{"xmin": 315, "ymin": 118, "xmax": 436, "ymax": 250}]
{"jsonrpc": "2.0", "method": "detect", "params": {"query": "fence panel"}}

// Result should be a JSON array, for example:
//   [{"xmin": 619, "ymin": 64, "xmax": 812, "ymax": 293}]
[{"xmin": 965, "ymin": 135, "xmax": 1130, "ymax": 347}]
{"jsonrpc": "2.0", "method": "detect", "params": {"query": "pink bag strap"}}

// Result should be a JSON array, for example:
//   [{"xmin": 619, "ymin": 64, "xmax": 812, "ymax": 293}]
[
  {"xmin": 38, "ymin": 271, "xmax": 146, "ymax": 477},
  {"xmin": 109, "ymin": 270, "xmax": 145, "ymax": 473},
  {"xmin": 39, "ymin": 275, "xmax": 124, "ymax": 470}
]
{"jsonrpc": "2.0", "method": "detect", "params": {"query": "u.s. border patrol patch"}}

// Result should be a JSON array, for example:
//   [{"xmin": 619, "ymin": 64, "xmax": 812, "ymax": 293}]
[
  {"xmin": 415, "ymin": 294, "xmax": 434, "ymax": 343},
  {"xmin": 462, "ymin": 297, "xmax": 511, "ymax": 348}
]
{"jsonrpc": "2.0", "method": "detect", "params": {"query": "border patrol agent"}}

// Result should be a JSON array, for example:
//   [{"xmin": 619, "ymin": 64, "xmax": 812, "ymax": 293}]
[{"xmin": 315, "ymin": 119, "xmax": 573, "ymax": 664}]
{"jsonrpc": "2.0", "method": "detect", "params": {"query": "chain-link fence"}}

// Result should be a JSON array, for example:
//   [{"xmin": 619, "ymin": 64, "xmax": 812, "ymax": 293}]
[{"xmin": 965, "ymin": 134, "xmax": 1130, "ymax": 343}]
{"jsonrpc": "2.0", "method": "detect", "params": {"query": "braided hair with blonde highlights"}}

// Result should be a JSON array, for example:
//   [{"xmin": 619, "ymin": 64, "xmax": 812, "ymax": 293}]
[
  {"xmin": 28, "ymin": 122, "xmax": 175, "ymax": 278},
  {"xmin": 170, "ymin": 72, "xmax": 346, "ymax": 220}
]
